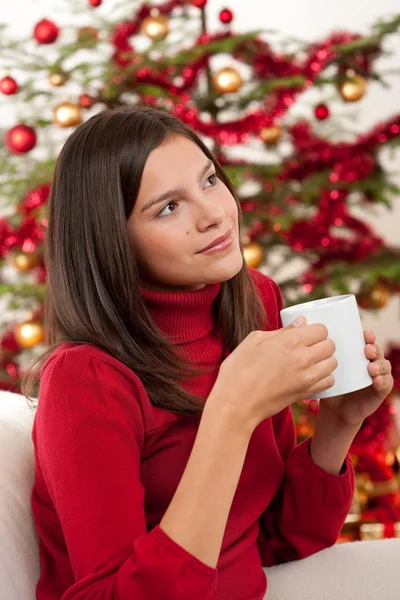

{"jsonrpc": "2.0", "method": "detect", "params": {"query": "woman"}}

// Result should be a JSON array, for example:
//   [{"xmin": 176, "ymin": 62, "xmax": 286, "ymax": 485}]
[{"xmin": 28, "ymin": 105, "xmax": 393, "ymax": 600}]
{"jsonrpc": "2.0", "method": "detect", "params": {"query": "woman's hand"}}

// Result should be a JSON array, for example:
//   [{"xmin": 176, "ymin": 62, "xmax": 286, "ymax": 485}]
[
  {"xmin": 209, "ymin": 318, "xmax": 337, "ymax": 435},
  {"xmin": 319, "ymin": 330, "xmax": 394, "ymax": 428}
]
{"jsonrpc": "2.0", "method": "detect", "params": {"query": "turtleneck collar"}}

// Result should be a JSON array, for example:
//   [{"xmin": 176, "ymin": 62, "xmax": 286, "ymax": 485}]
[{"xmin": 140, "ymin": 282, "xmax": 221, "ymax": 345}]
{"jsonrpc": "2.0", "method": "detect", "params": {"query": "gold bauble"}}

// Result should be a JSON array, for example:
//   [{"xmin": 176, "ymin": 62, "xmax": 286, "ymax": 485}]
[
  {"xmin": 212, "ymin": 67, "xmax": 243, "ymax": 94},
  {"xmin": 296, "ymin": 423, "xmax": 314, "ymax": 441},
  {"xmin": 14, "ymin": 320, "xmax": 45, "ymax": 349},
  {"xmin": 339, "ymin": 72, "xmax": 367, "ymax": 103},
  {"xmin": 10, "ymin": 251, "xmax": 41, "ymax": 272},
  {"xmin": 49, "ymin": 69, "xmax": 70, "ymax": 87},
  {"xmin": 243, "ymin": 242, "xmax": 264, "ymax": 268},
  {"xmin": 52, "ymin": 101, "xmax": 83, "ymax": 128},
  {"xmin": 140, "ymin": 14, "xmax": 169, "ymax": 41},
  {"xmin": 77, "ymin": 26, "xmax": 99, "ymax": 44},
  {"xmin": 260, "ymin": 125, "xmax": 283, "ymax": 145},
  {"xmin": 358, "ymin": 281, "xmax": 391, "ymax": 310}
]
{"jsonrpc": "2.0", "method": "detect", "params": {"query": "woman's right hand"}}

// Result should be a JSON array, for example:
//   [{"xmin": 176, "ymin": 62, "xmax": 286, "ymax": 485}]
[{"xmin": 209, "ymin": 317, "xmax": 337, "ymax": 434}]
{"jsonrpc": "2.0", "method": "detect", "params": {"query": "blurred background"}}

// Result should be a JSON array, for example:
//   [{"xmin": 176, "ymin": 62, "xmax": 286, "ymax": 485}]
[{"xmin": 1, "ymin": 0, "xmax": 400, "ymax": 543}]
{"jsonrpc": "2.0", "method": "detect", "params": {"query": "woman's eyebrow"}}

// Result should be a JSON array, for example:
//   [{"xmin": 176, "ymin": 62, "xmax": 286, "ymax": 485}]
[{"xmin": 140, "ymin": 159, "xmax": 213, "ymax": 214}]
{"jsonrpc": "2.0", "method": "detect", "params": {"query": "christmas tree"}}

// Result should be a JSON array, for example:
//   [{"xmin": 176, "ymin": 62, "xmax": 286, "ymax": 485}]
[{"xmin": 1, "ymin": 0, "xmax": 400, "ymax": 540}]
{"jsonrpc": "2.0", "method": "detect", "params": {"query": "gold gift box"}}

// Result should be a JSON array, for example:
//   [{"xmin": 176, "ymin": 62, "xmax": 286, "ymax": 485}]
[{"xmin": 360, "ymin": 523, "xmax": 400, "ymax": 541}]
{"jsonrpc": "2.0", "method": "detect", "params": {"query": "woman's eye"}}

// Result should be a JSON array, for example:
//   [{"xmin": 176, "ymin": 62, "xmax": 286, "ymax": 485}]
[
  {"xmin": 157, "ymin": 200, "xmax": 178, "ymax": 218},
  {"xmin": 205, "ymin": 172, "xmax": 219, "ymax": 187}
]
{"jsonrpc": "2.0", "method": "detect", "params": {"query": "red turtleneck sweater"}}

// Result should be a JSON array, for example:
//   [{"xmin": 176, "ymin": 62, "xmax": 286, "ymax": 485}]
[{"xmin": 31, "ymin": 269, "xmax": 354, "ymax": 600}]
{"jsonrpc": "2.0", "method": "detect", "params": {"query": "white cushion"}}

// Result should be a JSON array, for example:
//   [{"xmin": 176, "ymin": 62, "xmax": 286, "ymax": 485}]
[
  {"xmin": 2, "ymin": 389, "xmax": 400, "ymax": 600},
  {"xmin": 0, "ymin": 391, "xmax": 40, "ymax": 600},
  {"xmin": 264, "ymin": 538, "xmax": 400, "ymax": 599}
]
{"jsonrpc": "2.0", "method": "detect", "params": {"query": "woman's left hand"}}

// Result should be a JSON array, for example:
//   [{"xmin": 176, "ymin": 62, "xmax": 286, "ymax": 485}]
[{"xmin": 319, "ymin": 330, "xmax": 394, "ymax": 428}]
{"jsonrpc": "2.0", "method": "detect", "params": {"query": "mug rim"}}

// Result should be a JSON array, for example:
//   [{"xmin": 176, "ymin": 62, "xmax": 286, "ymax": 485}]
[{"xmin": 280, "ymin": 293, "xmax": 354, "ymax": 314}]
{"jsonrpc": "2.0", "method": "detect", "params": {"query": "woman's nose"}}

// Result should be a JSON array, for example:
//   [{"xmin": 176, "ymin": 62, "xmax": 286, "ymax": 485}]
[{"xmin": 195, "ymin": 199, "xmax": 225, "ymax": 232}]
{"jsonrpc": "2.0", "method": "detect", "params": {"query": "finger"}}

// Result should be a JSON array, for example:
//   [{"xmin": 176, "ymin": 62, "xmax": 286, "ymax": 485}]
[
  {"xmin": 307, "ymin": 372, "xmax": 336, "ymax": 397},
  {"xmin": 368, "ymin": 358, "xmax": 391, "ymax": 377},
  {"xmin": 365, "ymin": 343, "xmax": 381, "ymax": 361},
  {"xmin": 305, "ymin": 355, "xmax": 338, "ymax": 390},
  {"xmin": 372, "ymin": 373, "xmax": 394, "ymax": 397},
  {"xmin": 368, "ymin": 361, "xmax": 381, "ymax": 377},
  {"xmin": 295, "ymin": 323, "xmax": 330, "ymax": 347},
  {"xmin": 282, "ymin": 315, "xmax": 307, "ymax": 330},
  {"xmin": 307, "ymin": 338, "xmax": 336, "ymax": 365},
  {"xmin": 364, "ymin": 330, "xmax": 376, "ymax": 345}
]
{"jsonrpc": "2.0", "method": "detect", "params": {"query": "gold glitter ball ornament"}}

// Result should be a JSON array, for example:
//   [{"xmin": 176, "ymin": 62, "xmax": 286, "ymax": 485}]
[
  {"xmin": 140, "ymin": 14, "xmax": 169, "ymax": 41},
  {"xmin": 243, "ymin": 242, "xmax": 264, "ymax": 268},
  {"xmin": 52, "ymin": 101, "xmax": 83, "ymax": 127},
  {"xmin": 212, "ymin": 67, "xmax": 243, "ymax": 94},
  {"xmin": 14, "ymin": 320, "xmax": 45, "ymax": 348}
]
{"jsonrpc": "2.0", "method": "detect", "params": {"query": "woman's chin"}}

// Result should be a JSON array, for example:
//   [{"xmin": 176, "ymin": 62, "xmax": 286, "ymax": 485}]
[{"xmin": 201, "ymin": 253, "xmax": 244, "ymax": 284}]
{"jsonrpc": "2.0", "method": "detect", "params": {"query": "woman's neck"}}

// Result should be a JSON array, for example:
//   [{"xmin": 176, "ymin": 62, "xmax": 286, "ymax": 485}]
[{"xmin": 140, "ymin": 282, "xmax": 221, "ymax": 345}]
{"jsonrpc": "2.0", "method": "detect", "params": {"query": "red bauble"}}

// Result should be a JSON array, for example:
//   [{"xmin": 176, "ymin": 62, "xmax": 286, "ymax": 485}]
[
  {"xmin": 78, "ymin": 94, "xmax": 95, "ymax": 109},
  {"xmin": 192, "ymin": 0, "xmax": 207, "ymax": 7},
  {"xmin": 89, "ymin": 0, "xmax": 102, "ymax": 6},
  {"xmin": 219, "ymin": 8, "xmax": 233, "ymax": 24},
  {"xmin": 0, "ymin": 75, "xmax": 19, "ymax": 95},
  {"xmin": 5, "ymin": 124, "xmax": 37, "ymax": 154},
  {"xmin": 314, "ymin": 103, "xmax": 330, "ymax": 120},
  {"xmin": 33, "ymin": 19, "xmax": 59, "ymax": 44}
]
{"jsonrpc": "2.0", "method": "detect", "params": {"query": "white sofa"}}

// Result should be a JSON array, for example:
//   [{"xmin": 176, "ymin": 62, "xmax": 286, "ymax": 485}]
[
  {"xmin": 0, "ymin": 391, "xmax": 40, "ymax": 600},
  {"xmin": 1, "ymin": 390, "xmax": 400, "ymax": 600}
]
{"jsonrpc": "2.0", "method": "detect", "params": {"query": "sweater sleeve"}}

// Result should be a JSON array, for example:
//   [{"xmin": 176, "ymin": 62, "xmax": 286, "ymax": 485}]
[
  {"xmin": 34, "ymin": 350, "xmax": 217, "ymax": 600},
  {"xmin": 249, "ymin": 269, "xmax": 355, "ymax": 566},
  {"xmin": 257, "ymin": 407, "xmax": 355, "ymax": 566}
]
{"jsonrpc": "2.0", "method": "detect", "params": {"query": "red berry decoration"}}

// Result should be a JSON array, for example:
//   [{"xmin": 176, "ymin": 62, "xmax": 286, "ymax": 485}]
[
  {"xmin": 78, "ymin": 94, "xmax": 95, "ymax": 109},
  {"xmin": 33, "ymin": 19, "xmax": 59, "ymax": 44},
  {"xmin": 192, "ymin": 0, "xmax": 207, "ymax": 8},
  {"xmin": 314, "ymin": 103, "xmax": 330, "ymax": 120},
  {"xmin": 0, "ymin": 76, "xmax": 19, "ymax": 95},
  {"xmin": 89, "ymin": 0, "xmax": 102, "ymax": 6},
  {"xmin": 219, "ymin": 8, "xmax": 233, "ymax": 24},
  {"xmin": 5, "ymin": 125, "xmax": 37, "ymax": 154}
]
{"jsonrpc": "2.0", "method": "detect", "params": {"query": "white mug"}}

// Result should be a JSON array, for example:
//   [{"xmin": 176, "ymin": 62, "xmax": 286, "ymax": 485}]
[{"xmin": 280, "ymin": 294, "xmax": 373, "ymax": 399}]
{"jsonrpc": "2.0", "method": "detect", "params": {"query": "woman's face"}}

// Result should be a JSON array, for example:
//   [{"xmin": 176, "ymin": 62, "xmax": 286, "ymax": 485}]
[{"xmin": 128, "ymin": 135, "xmax": 243, "ymax": 291}]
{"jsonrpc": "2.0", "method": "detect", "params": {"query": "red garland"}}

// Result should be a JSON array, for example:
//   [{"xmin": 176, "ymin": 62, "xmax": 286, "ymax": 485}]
[
  {"xmin": 278, "ymin": 116, "xmax": 400, "ymax": 269},
  {"xmin": 20, "ymin": 183, "xmax": 51, "ymax": 215},
  {"xmin": 0, "ymin": 184, "xmax": 50, "ymax": 259},
  {"xmin": 0, "ymin": 216, "xmax": 46, "ymax": 257},
  {"xmin": 350, "ymin": 395, "xmax": 400, "ymax": 527},
  {"xmin": 387, "ymin": 344, "xmax": 400, "ymax": 393},
  {"xmin": 0, "ymin": 218, "xmax": 14, "ymax": 259},
  {"xmin": 284, "ymin": 197, "xmax": 383, "ymax": 256},
  {"xmin": 110, "ymin": 1, "xmax": 182, "ymax": 57},
  {"xmin": 109, "ymin": 12, "xmax": 384, "ymax": 143},
  {"xmin": 281, "ymin": 117, "xmax": 400, "ymax": 182}
]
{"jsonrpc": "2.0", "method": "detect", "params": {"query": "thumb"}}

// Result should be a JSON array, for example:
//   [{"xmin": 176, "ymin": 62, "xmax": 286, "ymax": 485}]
[
  {"xmin": 264, "ymin": 315, "xmax": 307, "ymax": 339},
  {"xmin": 282, "ymin": 315, "xmax": 307, "ymax": 330}
]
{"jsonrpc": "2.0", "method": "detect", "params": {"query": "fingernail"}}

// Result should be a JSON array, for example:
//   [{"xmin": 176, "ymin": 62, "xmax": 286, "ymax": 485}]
[{"xmin": 292, "ymin": 315, "xmax": 306, "ymax": 328}]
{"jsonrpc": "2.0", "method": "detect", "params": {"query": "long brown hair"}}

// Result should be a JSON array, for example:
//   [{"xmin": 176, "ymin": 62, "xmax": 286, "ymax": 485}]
[{"xmin": 23, "ymin": 105, "xmax": 265, "ymax": 415}]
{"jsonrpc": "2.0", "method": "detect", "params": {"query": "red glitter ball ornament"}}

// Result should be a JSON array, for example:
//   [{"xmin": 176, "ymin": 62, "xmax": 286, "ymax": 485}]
[
  {"xmin": 78, "ymin": 94, "xmax": 95, "ymax": 109},
  {"xmin": 89, "ymin": 0, "xmax": 102, "ymax": 6},
  {"xmin": 219, "ymin": 8, "xmax": 233, "ymax": 24},
  {"xmin": 0, "ymin": 75, "xmax": 19, "ymax": 95},
  {"xmin": 33, "ymin": 19, "xmax": 59, "ymax": 44},
  {"xmin": 192, "ymin": 0, "xmax": 207, "ymax": 8},
  {"xmin": 314, "ymin": 103, "xmax": 330, "ymax": 120},
  {"xmin": 5, "ymin": 124, "xmax": 37, "ymax": 154}
]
